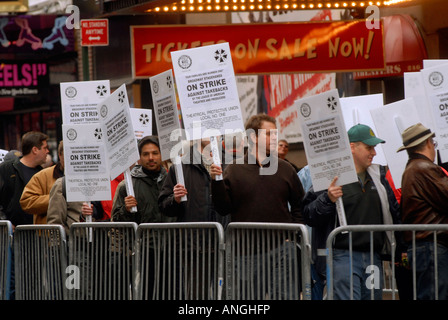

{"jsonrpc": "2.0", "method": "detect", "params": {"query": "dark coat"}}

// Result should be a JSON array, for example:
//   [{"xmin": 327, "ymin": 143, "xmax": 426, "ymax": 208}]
[{"xmin": 0, "ymin": 158, "xmax": 42, "ymax": 225}]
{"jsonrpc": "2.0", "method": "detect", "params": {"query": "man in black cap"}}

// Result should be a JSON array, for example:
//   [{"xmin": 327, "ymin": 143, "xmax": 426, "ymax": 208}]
[
  {"xmin": 398, "ymin": 122, "xmax": 448, "ymax": 300},
  {"xmin": 302, "ymin": 124, "xmax": 400, "ymax": 300}
]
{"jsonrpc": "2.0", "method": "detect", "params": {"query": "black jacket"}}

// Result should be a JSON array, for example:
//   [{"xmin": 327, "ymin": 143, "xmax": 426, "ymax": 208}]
[
  {"xmin": 0, "ymin": 158, "xmax": 42, "ymax": 225},
  {"xmin": 302, "ymin": 164, "xmax": 401, "ymax": 277},
  {"xmin": 158, "ymin": 147, "xmax": 230, "ymax": 228}
]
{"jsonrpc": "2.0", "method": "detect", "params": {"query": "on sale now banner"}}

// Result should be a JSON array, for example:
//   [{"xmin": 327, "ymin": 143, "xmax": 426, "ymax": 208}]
[{"xmin": 130, "ymin": 20, "xmax": 385, "ymax": 78}]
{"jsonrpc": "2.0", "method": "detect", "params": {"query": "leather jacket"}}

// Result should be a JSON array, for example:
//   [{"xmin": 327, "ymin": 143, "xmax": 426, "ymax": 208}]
[{"xmin": 401, "ymin": 153, "xmax": 448, "ymax": 246}]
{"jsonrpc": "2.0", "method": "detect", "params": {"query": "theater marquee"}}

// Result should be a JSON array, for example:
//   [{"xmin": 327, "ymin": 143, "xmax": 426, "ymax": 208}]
[{"xmin": 130, "ymin": 20, "xmax": 385, "ymax": 77}]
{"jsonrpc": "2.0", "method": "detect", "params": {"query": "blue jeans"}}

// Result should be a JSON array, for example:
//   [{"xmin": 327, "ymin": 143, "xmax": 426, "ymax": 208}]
[
  {"xmin": 407, "ymin": 241, "xmax": 448, "ymax": 300},
  {"xmin": 331, "ymin": 249, "xmax": 383, "ymax": 300}
]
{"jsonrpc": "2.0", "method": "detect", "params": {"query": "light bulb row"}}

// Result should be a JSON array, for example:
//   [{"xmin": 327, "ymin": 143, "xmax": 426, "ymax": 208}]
[{"xmin": 148, "ymin": 0, "xmax": 413, "ymax": 12}]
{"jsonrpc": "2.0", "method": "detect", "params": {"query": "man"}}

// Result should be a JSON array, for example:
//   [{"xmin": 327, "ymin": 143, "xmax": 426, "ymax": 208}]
[
  {"xmin": 20, "ymin": 140, "xmax": 64, "ymax": 224},
  {"xmin": 112, "ymin": 136, "xmax": 175, "ymax": 299},
  {"xmin": 210, "ymin": 113, "xmax": 304, "ymax": 299},
  {"xmin": 398, "ymin": 123, "xmax": 448, "ymax": 300},
  {"xmin": 0, "ymin": 131, "xmax": 49, "ymax": 227},
  {"xmin": 159, "ymin": 137, "xmax": 229, "ymax": 226},
  {"xmin": 46, "ymin": 186, "xmax": 95, "ymax": 235},
  {"xmin": 112, "ymin": 135, "xmax": 175, "ymax": 224},
  {"xmin": 278, "ymin": 138, "xmax": 300, "ymax": 172},
  {"xmin": 158, "ymin": 137, "xmax": 230, "ymax": 299},
  {"xmin": 211, "ymin": 113, "xmax": 304, "ymax": 223},
  {"xmin": 302, "ymin": 123, "xmax": 400, "ymax": 300}
]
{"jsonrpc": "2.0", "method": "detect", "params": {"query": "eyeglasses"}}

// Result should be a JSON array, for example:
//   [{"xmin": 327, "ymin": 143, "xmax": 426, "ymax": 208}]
[{"xmin": 432, "ymin": 139, "xmax": 438, "ymax": 149}]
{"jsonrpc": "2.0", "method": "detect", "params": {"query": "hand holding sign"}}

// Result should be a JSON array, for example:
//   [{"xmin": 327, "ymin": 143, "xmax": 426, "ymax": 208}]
[
  {"xmin": 210, "ymin": 136, "xmax": 223, "ymax": 181},
  {"xmin": 327, "ymin": 176, "xmax": 343, "ymax": 203},
  {"xmin": 124, "ymin": 168, "xmax": 138, "ymax": 212},
  {"xmin": 210, "ymin": 163, "xmax": 223, "ymax": 181}
]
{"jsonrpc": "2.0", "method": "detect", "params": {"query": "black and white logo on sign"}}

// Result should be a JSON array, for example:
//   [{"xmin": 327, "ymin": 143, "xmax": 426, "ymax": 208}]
[
  {"xmin": 100, "ymin": 105, "xmax": 108, "ymax": 118},
  {"xmin": 94, "ymin": 127, "xmax": 102, "ymax": 140},
  {"xmin": 178, "ymin": 55, "xmax": 192, "ymax": 69},
  {"xmin": 300, "ymin": 103, "xmax": 311, "ymax": 118},
  {"xmin": 96, "ymin": 85, "xmax": 108, "ymax": 97},
  {"xmin": 66, "ymin": 128, "xmax": 77, "ymax": 141},
  {"xmin": 166, "ymin": 75, "xmax": 173, "ymax": 89},
  {"xmin": 214, "ymin": 49, "xmax": 228, "ymax": 63},
  {"xmin": 429, "ymin": 71, "xmax": 444, "ymax": 87},
  {"xmin": 65, "ymin": 86, "xmax": 77, "ymax": 99},
  {"xmin": 118, "ymin": 91, "xmax": 126, "ymax": 104},
  {"xmin": 152, "ymin": 80, "xmax": 159, "ymax": 94},
  {"xmin": 327, "ymin": 96, "xmax": 338, "ymax": 111},
  {"xmin": 139, "ymin": 113, "xmax": 150, "ymax": 125}
]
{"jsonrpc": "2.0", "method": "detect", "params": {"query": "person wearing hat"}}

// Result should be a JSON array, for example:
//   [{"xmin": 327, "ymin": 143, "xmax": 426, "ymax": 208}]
[
  {"xmin": 398, "ymin": 123, "xmax": 448, "ymax": 300},
  {"xmin": 302, "ymin": 123, "xmax": 400, "ymax": 300}
]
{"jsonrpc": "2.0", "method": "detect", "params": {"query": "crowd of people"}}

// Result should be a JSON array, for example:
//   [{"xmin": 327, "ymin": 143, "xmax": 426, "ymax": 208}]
[{"xmin": 0, "ymin": 113, "xmax": 447, "ymax": 300}]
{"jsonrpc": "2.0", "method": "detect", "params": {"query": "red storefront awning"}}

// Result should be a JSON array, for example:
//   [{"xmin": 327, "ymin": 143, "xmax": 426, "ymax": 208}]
[{"xmin": 353, "ymin": 14, "xmax": 427, "ymax": 80}]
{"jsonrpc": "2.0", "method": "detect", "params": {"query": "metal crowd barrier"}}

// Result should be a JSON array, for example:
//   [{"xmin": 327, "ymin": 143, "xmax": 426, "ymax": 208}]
[
  {"xmin": 6, "ymin": 221, "xmax": 312, "ymax": 300},
  {"xmin": 224, "ymin": 223, "xmax": 312, "ymax": 300},
  {"xmin": 0, "ymin": 221, "xmax": 13, "ymax": 300},
  {"xmin": 134, "ymin": 222, "xmax": 225, "ymax": 300},
  {"xmin": 326, "ymin": 224, "xmax": 448, "ymax": 300},
  {"xmin": 68, "ymin": 222, "xmax": 137, "ymax": 300},
  {"xmin": 14, "ymin": 224, "xmax": 67, "ymax": 300}
]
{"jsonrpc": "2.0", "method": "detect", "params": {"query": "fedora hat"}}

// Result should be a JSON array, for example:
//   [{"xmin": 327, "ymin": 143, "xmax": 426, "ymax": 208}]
[{"xmin": 397, "ymin": 123, "xmax": 435, "ymax": 152}]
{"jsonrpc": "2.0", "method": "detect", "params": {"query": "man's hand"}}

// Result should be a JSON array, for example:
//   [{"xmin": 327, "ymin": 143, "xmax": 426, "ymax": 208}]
[
  {"xmin": 210, "ymin": 164, "xmax": 223, "ymax": 180},
  {"xmin": 328, "ymin": 176, "xmax": 343, "ymax": 203},
  {"xmin": 124, "ymin": 195, "xmax": 138, "ymax": 212},
  {"xmin": 81, "ymin": 202, "xmax": 93, "ymax": 217},
  {"xmin": 173, "ymin": 183, "xmax": 188, "ymax": 204}
]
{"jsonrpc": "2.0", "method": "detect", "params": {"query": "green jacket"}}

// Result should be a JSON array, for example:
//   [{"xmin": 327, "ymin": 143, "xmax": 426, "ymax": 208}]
[{"xmin": 112, "ymin": 165, "xmax": 176, "ymax": 224}]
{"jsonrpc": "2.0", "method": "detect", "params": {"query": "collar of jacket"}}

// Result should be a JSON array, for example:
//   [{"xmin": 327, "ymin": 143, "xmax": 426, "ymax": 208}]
[
  {"xmin": 407, "ymin": 153, "xmax": 432, "ymax": 164},
  {"xmin": 130, "ymin": 165, "xmax": 167, "ymax": 183},
  {"xmin": 245, "ymin": 150, "xmax": 278, "ymax": 168}
]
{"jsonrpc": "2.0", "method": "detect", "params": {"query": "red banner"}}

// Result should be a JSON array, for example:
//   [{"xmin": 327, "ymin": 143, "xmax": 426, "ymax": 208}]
[{"xmin": 131, "ymin": 21, "xmax": 385, "ymax": 78}]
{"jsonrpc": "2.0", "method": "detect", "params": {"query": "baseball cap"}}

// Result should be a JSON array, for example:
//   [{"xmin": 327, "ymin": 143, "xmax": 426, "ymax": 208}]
[{"xmin": 348, "ymin": 124, "xmax": 385, "ymax": 146}]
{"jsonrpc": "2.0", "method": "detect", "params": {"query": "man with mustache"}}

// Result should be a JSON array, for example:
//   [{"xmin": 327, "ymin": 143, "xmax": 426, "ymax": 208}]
[{"xmin": 112, "ymin": 135, "xmax": 176, "ymax": 224}]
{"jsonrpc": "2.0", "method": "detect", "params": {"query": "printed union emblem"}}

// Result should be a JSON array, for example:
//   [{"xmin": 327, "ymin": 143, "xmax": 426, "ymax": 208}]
[
  {"xmin": 429, "ymin": 71, "xmax": 444, "ymax": 87},
  {"xmin": 214, "ymin": 49, "xmax": 228, "ymax": 63},
  {"xmin": 94, "ymin": 128, "xmax": 102, "ymax": 140},
  {"xmin": 66, "ymin": 128, "xmax": 77, "ymax": 141},
  {"xmin": 65, "ymin": 86, "xmax": 77, "ymax": 98},
  {"xmin": 166, "ymin": 75, "xmax": 173, "ymax": 89},
  {"xmin": 300, "ymin": 103, "xmax": 311, "ymax": 118},
  {"xmin": 100, "ymin": 105, "xmax": 108, "ymax": 118},
  {"xmin": 152, "ymin": 80, "xmax": 159, "ymax": 94},
  {"xmin": 96, "ymin": 85, "xmax": 108, "ymax": 97},
  {"xmin": 139, "ymin": 113, "xmax": 150, "ymax": 125},
  {"xmin": 178, "ymin": 55, "xmax": 192, "ymax": 69},
  {"xmin": 327, "ymin": 96, "xmax": 338, "ymax": 111}
]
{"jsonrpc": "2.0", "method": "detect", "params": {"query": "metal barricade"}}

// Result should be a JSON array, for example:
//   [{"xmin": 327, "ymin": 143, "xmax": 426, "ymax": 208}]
[
  {"xmin": 134, "ymin": 222, "xmax": 225, "ymax": 300},
  {"xmin": 225, "ymin": 222, "xmax": 312, "ymax": 300},
  {"xmin": 68, "ymin": 222, "xmax": 137, "ymax": 300},
  {"xmin": 14, "ymin": 224, "xmax": 67, "ymax": 300},
  {"xmin": 0, "ymin": 221, "xmax": 13, "ymax": 300},
  {"xmin": 326, "ymin": 224, "xmax": 448, "ymax": 300}
]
